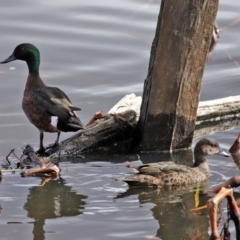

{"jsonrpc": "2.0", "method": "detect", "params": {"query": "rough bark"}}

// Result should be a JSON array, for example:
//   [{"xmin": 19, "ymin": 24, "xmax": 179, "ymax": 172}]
[{"xmin": 137, "ymin": 0, "xmax": 219, "ymax": 151}]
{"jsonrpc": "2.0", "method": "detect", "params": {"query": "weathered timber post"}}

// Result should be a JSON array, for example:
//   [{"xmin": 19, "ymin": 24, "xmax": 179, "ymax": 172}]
[{"xmin": 137, "ymin": 0, "xmax": 219, "ymax": 152}]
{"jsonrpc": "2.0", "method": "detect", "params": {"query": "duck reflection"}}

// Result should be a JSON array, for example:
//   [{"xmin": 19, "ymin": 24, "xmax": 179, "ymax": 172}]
[
  {"xmin": 115, "ymin": 183, "xmax": 210, "ymax": 239},
  {"xmin": 115, "ymin": 148, "xmax": 212, "ymax": 240},
  {"xmin": 24, "ymin": 177, "xmax": 87, "ymax": 240}
]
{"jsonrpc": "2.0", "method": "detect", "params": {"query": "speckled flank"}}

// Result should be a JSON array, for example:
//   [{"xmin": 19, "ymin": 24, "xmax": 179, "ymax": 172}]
[
  {"xmin": 124, "ymin": 167, "xmax": 209, "ymax": 187},
  {"xmin": 122, "ymin": 138, "xmax": 228, "ymax": 187}
]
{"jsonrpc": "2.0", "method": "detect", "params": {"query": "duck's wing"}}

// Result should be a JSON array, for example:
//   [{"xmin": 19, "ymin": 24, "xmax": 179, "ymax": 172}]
[
  {"xmin": 138, "ymin": 162, "xmax": 189, "ymax": 176},
  {"xmin": 32, "ymin": 87, "xmax": 81, "ymax": 119}
]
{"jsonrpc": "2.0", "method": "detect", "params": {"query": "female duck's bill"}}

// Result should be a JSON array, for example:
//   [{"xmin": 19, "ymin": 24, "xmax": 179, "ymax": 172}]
[{"xmin": 218, "ymin": 148, "xmax": 230, "ymax": 157}]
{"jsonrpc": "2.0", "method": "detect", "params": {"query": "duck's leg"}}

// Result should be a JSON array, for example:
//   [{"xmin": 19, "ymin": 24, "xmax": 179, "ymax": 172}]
[
  {"xmin": 53, "ymin": 132, "xmax": 61, "ymax": 147},
  {"xmin": 46, "ymin": 132, "xmax": 61, "ymax": 149},
  {"xmin": 55, "ymin": 132, "xmax": 61, "ymax": 145},
  {"xmin": 37, "ymin": 131, "xmax": 46, "ymax": 154}
]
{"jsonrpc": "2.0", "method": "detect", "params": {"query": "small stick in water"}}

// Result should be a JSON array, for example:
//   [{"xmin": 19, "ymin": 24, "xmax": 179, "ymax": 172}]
[{"xmin": 5, "ymin": 149, "xmax": 14, "ymax": 167}]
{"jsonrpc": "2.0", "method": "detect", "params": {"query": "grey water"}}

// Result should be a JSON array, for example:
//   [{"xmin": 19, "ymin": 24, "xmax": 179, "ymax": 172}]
[{"xmin": 0, "ymin": 0, "xmax": 240, "ymax": 239}]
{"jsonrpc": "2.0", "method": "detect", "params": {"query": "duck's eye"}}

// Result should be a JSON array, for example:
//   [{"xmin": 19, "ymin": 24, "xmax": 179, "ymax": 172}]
[
  {"xmin": 20, "ymin": 48, "xmax": 24, "ymax": 51},
  {"xmin": 211, "ymin": 144, "xmax": 217, "ymax": 147}
]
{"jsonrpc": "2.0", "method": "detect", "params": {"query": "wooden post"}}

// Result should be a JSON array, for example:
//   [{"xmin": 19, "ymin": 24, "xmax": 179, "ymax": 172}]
[{"xmin": 137, "ymin": 0, "xmax": 219, "ymax": 151}]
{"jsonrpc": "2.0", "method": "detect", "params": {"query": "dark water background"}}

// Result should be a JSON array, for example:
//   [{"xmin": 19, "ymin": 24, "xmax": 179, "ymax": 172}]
[{"xmin": 0, "ymin": 0, "xmax": 240, "ymax": 239}]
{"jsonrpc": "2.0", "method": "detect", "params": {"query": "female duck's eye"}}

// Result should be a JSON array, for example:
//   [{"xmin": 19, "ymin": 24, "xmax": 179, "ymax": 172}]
[{"xmin": 211, "ymin": 144, "xmax": 217, "ymax": 147}]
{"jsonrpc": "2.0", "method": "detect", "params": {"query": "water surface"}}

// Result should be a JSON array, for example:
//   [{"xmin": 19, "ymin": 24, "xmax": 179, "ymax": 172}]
[{"xmin": 0, "ymin": 0, "xmax": 240, "ymax": 239}]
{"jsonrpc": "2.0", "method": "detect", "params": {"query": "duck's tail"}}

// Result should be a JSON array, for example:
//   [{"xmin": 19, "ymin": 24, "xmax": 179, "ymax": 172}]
[
  {"xmin": 115, "ymin": 177, "xmax": 157, "ymax": 187},
  {"xmin": 115, "ymin": 173, "xmax": 161, "ymax": 187},
  {"xmin": 57, "ymin": 116, "xmax": 85, "ymax": 132}
]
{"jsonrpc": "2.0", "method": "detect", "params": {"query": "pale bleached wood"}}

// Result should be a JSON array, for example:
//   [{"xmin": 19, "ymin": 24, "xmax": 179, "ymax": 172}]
[{"xmin": 197, "ymin": 96, "xmax": 240, "ymax": 122}]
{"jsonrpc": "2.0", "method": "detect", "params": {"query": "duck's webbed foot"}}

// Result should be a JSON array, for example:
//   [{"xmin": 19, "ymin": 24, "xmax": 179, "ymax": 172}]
[
  {"xmin": 45, "ymin": 132, "xmax": 60, "ymax": 150},
  {"xmin": 36, "ymin": 146, "xmax": 50, "ymax": 157},
  {"xmin": 46, "ymin": 142, "xmax": 58, "ymax": 149},
  {"xmin": 36, "ymin": 147, "xmax": 46, "ymax": 155}
]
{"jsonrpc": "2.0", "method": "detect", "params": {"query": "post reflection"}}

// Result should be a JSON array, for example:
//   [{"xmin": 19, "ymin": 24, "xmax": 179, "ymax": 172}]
[{"xmin": 24, "ymin": 178, "xmax": 87, "ymax": 240}]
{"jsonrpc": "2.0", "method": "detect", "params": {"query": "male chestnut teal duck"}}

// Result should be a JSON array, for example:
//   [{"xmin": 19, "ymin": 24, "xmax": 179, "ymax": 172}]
[
  {"xmin": 119, "ymin": 138, "xmax": 229, "ymax": 187},
  {"xmin": 1, "ymin": 43, "xmax": 85, "ymax": 153}
]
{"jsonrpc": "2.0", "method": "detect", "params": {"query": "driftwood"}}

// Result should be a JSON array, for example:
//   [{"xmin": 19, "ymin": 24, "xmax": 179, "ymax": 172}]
[
  {"xmin": 208, "ymin": 178, "xmax": 240, "ymax": 239},
  {"xmin": 195, "ymin": 96, "xmax": 240, "ymax": 137},
  {"xmin": 43, "ymin": 94, "xmax": 240, "ymax": 157},
  {"xmin": 197, "ymin": 96, "xmax": 240, "ymax": 122},
  {"xmin": 206, "ymin": 133, "xmax": 240, "ymax": 239},
  {"xmin": 21, "ymin": 145, "xmax": 60, "ymax": 177},
  {"xmin": 207, "ymin": 187, "xmax": 240, "ymax": 240},
  {"xmin": 0, "ymin": 145, "xmax": 60, "ymax": 178},
  {"xmin": 46, "ymin": 94, "xmax": 141, "ymax": 157}
]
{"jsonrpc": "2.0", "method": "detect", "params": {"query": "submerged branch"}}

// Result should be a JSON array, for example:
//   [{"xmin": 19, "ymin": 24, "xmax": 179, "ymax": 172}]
[
  {"xmin": 207, "ymin": 134, "xmax": 240, "ymax": 239},
  {"xmin": 208, "ymin": 186, "xmax": 240, "ymax": 240}
]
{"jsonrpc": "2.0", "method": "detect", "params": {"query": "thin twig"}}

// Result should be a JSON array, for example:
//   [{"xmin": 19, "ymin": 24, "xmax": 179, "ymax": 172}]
[
  {"xmin": 1, "ymin": 169, "xmax": 24, "ymax": 173},
  {"xmin": 11, "ymin": 149, "xmax": 24, "ymax": 166},
  {"xmin": 223, "ymin": 49, "xmax": 240, "ymax": 68},
  {"xmin": 5, "ymin": 149, "xmax": 14, "ymax": 168},
  {"xmin": 221, "ymin": 17, "xmax": 240, "ymax": 31}
]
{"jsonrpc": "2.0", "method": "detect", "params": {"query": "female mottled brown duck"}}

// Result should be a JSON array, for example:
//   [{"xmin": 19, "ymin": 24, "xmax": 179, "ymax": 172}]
[
  {"xmin": 119, "ymin": 138, "xmax": 229, "ymax": 187},
  {"xmin": 1, "ymin": 43, "xmax": 85, "ymax": 153}
]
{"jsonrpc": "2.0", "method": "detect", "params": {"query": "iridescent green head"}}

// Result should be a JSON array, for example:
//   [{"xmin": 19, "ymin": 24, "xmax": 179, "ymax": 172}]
[{"xmin": 1, "ymin": 43, "xmax": 40, "ymax": 74}]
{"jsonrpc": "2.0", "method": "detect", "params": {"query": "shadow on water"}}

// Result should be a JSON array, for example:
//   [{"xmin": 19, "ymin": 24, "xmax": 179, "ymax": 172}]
[{"xmin": 21, "ymin": 178, "xmax": 87, "ymax": 240}]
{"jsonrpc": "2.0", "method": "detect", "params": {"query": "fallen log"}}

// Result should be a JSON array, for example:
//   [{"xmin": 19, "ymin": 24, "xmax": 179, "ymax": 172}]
[
  {"xmin": 197, "ymin": 96, "xmax": 240, "ymax": 122},
  {"xmin": 47, "ymin": 94, "xmax": 141, "ymax": 157},
  {"xmin": 195, "ymin": 96, "xmax": 240, "ymax": 137},
  {"xmin": 45, "ymin": 94, "xmax": 240, "ymax": 157}
]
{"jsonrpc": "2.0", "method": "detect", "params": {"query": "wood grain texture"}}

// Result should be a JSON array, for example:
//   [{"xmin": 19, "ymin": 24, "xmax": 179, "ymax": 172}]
[{"xmin": 137, "ymin": 0, "xmax": 219, "ymax": 151}]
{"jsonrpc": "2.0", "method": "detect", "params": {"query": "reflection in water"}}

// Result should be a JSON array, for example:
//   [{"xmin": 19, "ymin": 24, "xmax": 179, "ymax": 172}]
[
  {"xmin": 24, "ymin": 178, "xmax": 87, "ymax": 240},
  {"xmin": 115, "ymin": 182, "xmax": 211, "ymax": 239},
  {"xmin": 115, "ymin": 145, "xmax": 213, "ymax": 238}
]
